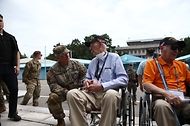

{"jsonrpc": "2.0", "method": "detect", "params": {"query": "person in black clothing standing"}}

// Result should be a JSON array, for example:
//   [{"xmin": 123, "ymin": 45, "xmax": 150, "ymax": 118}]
[{"xmin": 0, "ymin": 14, "xmax": 21, "ymax": 121}]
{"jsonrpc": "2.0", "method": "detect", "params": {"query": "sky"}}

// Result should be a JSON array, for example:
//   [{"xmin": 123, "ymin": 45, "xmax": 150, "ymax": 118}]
[{"xmin": 0, "ymin": 0, "xmax": 190, "ymax": 58}]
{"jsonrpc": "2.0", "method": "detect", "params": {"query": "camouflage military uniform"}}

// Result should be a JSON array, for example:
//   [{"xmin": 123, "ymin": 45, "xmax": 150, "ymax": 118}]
[
  {"xmin": 47, "ymin": 60, "xmax": 87, "ymax": 119},
  {"xmin": 126, "ymin": 68, "xmax": 138, "ymax": 101},
  {"xmin": 0, "ymin": 81, "xmax": 10, "ymax": 101},
  {"xmin": 0, "ymin": 80, "xmax": 9, "ymax": 113},
  {"xmin": 21, "ymin": 59, "xmax": 41, "ymax": 106},
  {"xmin": 0, "ymin": 81, "xmax": 6, "ymax": 113}
]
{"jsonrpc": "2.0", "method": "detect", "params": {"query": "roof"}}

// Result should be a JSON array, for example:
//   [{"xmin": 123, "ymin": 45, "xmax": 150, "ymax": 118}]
[
  {"xmin": 71, "ymin": 58, "xmax": 91, "ymax": 64},
  {"xmin": 176, "ymin": 54, "xmax": 190, "ymax": 62},
  {"xmin": 120, "ymin": 54, "xmax": 145, "ymax": 64},
  {"xmin": 20, "ymin": 58, "xmax": 91, "ymax": 68}
]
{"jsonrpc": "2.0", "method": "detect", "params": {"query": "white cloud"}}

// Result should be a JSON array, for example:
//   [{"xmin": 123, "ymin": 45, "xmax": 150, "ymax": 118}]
[{"xmin": 0, "ymin": 0, "xmax": 190, "ymax": 58}]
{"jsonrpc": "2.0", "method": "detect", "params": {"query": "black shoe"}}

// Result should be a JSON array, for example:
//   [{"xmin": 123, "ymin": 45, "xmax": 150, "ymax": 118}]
[{"xmin": 8, "ymin": 113, "xmax": 21, "ymax": 121}]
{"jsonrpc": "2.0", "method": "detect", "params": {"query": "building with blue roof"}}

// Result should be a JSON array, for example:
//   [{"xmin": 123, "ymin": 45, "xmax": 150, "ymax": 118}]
[{"xmin": 18, "ymin": 58, "xmax": 91, "ymax": 80}]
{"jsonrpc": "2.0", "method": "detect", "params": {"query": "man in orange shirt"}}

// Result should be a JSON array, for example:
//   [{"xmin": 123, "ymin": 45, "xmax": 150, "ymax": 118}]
[{"xmin": 143, "ymin": 37, "xmax": 190, "ymax": 126}]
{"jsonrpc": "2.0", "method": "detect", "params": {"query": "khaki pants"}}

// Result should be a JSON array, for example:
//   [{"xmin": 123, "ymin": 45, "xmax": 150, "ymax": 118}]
[
  {"xmin": 153, "ymin": 97, "xmax": 190, "ymax": 126},
  {"xmin": 67, "ymin": 89, "xmax": 121, "ymax": 126}
]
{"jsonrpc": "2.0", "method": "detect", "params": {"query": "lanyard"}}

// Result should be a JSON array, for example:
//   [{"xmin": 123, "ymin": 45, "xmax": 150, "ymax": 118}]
[
  {"xmin": 161, "ymin": 65, "xmax": 180, "ymax": 90},
  {"xmin": 154, "ymin": 57, "xmax": 181, "ymax": 126},
  {"xmin": 95, "ymin": 53, "xmax": 109, "ymax": 80}
]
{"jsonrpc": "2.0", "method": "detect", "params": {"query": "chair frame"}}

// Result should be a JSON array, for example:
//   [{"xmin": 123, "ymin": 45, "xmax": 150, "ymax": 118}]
[
  {"xmin": 88, "ymin": 87, "xmax": 136, "ymax": 126},
  {"xmin": 139, "ymin": 86, "xmax": 190, "ymax": 126}
]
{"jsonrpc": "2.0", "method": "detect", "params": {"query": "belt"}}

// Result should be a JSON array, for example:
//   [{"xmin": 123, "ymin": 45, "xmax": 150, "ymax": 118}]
[{"xmin": 0, "ymin": 62, "xmax": 10, "ymax": 65}]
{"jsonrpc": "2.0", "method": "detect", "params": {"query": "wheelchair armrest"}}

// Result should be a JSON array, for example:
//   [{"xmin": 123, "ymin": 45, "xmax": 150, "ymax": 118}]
[
  {"xmin": 182, "ymin": 99, "xmax": 190, "ymax": 103},
  {"xmin": 145, "ymin": 90, "xmax": 152, "ymax": 95},
  {"xmin": 185, "ymin": 84, "xmax": 190, "ymax": 96}
]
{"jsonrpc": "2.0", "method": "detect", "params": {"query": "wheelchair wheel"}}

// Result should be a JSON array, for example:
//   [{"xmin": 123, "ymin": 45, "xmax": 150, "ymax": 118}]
[
  {"xmin": 116, "ymin": 88, "xmax": 127, "ymax": 126},
  {"xmin": 140, "ymin": 96, "xmax": 148, "ymax": 126},
  {"xmin": 122, "ymin": 89, "xmax": 127, "ymax": 126},
  {"xmin": 132, "ymin": 96, "xmax": 135, "ymax": 126},
  {"xmin": 128, "ymin": 94, "xmax": 135, "ymax": 126},
  {"xmin": 139, "ymin": 96, "xmax": 145, "ymax": 126},
  {"xmin": 139, "ymin": 95, "xmax": 152, "ymax": 126}
]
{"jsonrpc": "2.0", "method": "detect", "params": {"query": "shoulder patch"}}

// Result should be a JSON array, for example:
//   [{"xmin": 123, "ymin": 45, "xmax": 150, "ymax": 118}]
[{"xmin": 46, "ymin": 71, "xmax": 52, "ymax": 78}]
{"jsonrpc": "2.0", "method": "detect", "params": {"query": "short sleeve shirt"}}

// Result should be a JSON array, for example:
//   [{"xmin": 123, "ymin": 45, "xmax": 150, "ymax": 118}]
[{"xmin": 142, "ymin": 56, "xmax": 190, "ymax": 93}]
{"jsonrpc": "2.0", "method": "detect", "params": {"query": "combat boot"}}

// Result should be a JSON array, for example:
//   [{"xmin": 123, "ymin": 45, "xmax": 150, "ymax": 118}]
[
  {"xmin": 33, "ymin": 101, "xmax": 39, "ymax": 106},
  {"xmin": 0, "ymin": 104, "xmax": 6, "ymax": 113},
  {"xmin": 57, "ymin": 118, "xmax": 65, "ymax": 126},
  {"xmin": 20, "ymin": 97, "xmax": 30, "ymax": 105},
  {"xmin": 20, "ymin": 100, "xmax": 28, "ymax": 105}
]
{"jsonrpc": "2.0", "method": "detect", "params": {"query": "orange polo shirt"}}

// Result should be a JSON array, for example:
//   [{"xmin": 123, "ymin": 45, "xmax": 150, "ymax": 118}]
[{"xmin": 142, "ymin": 56, "xmax": 190, "ymax": 93}]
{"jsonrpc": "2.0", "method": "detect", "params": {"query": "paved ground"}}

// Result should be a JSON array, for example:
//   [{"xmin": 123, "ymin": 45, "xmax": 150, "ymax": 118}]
[{"xmin": 1, "ymin": 80, "xmax": 189, "ymax": 126}]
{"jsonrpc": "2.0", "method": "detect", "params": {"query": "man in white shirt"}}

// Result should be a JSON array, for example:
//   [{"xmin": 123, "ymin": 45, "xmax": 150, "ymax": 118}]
[{"xmin": 67, "ymin": 35, "xmax": 129, "ymax": 126}]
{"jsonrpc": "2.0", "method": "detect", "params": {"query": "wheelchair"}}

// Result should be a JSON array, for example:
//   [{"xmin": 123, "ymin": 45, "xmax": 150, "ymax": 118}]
[
  {"xmin": 139, "ymin": 84, "xmax": 190, "ymax": 126},
  {"xmin": 88, "ymin": 87, "xmax": 136, "ymax": 126}
]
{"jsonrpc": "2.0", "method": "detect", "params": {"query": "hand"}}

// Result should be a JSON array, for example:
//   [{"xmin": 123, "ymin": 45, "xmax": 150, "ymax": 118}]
[
  {"xmin": 14, "ymin": 67, "xmax": 20, "ymax": 76},
  {"xmin": 136, "ymin": 83, "xmax": 139, "ymax": 87},
  {"xmin": 83, "ymin": 79, "xmax": 93, "ymax": 92},
  {"xmin": 83, "ymin": 80, "xmax": 103, "ymax": 92},
  {"xmin": 165, "ymin": 91, "xmax": 182, "ymax": 108},
  {"xmin": 140, "ymin": 84, "xmax": 144, "ymax": 92}
]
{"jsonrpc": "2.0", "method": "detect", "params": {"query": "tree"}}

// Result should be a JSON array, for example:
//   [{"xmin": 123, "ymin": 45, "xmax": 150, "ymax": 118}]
[
  {"xmin": 46, "ymin": 43, "xmax": 62, "ymax": 61},
  {"xmin": 45, "ymin": 34, "xmax": 116, "ymax": 60},
  {"xmin": 178, "ymin": 37, "xmax": 190, "ymax": 57},
  {"xmin": 20, "ymin": 52, "xmax": 27, "ymax": 59},
  {"xmin": 66, "ymin": 38, "xmax": 93, "ymax": 59}
]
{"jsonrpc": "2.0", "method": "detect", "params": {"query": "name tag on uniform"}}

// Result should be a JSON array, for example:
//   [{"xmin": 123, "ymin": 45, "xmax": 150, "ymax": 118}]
[{"xmin": 168, "ymin": 90, "xmax": 184, "ymax": 100}]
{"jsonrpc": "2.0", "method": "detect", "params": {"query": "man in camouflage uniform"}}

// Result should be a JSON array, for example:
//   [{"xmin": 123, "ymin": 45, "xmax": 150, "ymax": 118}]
[
  {"xmin": 0, "ymin": 80, "xmax": 10, "ymax": 113},
  {"xmin": 0, "ymin": 81, "xmax": 7, "ymax": 113},
  {"xmin": 126, "ymin": 63, "xmax": 138, "ymax": 105},
  {"xmin": 0, "ymin": 81, "xmax": 10, "ymax": 101},
  {"xmin": 46, "ymin": 45, "xmax": 87, "ymax": 126},
  {"xmin": 20, "ymin": 51, "xmax": 42, "ymax": 106}
]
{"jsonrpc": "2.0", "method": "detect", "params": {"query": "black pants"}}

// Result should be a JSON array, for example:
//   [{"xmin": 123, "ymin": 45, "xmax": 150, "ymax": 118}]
[{"xmin": 0, "ymin": 64, "xmax": 18, "ymax": 115}]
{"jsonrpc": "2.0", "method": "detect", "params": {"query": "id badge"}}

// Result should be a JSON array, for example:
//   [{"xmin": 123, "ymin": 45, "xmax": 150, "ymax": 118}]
[{"xmin": 168, "ymin": 89, "xmax": 184, "ymax": 100}]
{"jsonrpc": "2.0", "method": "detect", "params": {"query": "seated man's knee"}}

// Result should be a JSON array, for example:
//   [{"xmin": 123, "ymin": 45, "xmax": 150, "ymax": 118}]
[
  {"xmin": 104, "ymin": 89, "xmax": 120, "ymax": 102},
  {"xmin": 154, "ymin": 99, "xmax": 171, "ymax": 111},
  {"xmin": 48, "ymin": 93, "xmax": 61, "ymax": 104},
  {"xmin": 66, "ymin": 89, "xmax": 79, "ymax": 101}
]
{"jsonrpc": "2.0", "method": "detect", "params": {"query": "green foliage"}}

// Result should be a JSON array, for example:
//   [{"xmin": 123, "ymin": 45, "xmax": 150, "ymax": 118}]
[
  {"xmin": 46, "ymin": 53, "xmax": 56, "ymax": 61},
  {"xmin": 67, "ymin": 39, "xmax": 93, "ymax": 59},
  {"xmin": 178, "ymin": 36, "xmax": 190, "ymax": 57},
  {"xmin": 45, "ymin": 34, "xmax": 116, "ymax": 60},
  {"xmin": 20, "ymin": 52, "xmax": 27, "ymax": 59},
  {"xmin": 22, "ymin": 35, "xmax": 190, "ymax": 61},
  {"xmin": 45, "ymin": 43, "xmax": 62, "ymax": 61}
]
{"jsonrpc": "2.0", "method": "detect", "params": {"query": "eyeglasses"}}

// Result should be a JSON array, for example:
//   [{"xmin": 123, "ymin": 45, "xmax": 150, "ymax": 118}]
[{"xmin": 170, "ymin": 45, "xmax": 181, "ymax": 52}]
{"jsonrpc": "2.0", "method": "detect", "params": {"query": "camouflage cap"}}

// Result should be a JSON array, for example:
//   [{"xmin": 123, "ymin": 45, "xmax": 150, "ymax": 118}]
[
  {"xmin": 53, "ymin": 45, "xmax": 70, "ymax": 56},
  {"xmin": 129, "ymin": 63, "xmax": 134, "ymax": 66}
]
